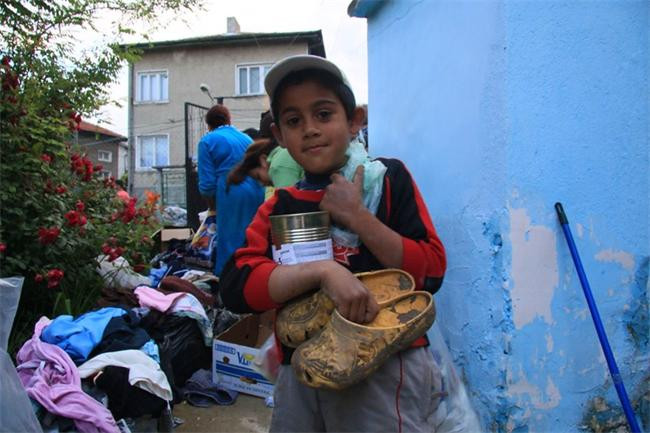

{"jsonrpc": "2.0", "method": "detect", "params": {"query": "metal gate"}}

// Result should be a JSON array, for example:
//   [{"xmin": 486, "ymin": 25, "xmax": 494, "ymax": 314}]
[{"xmin": 185, "ymin": 102, "xmax": 209, "ymax": 231}]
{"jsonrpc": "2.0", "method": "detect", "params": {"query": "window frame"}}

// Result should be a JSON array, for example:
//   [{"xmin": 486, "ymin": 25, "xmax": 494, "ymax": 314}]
[
  {"xmin": 135, "ymin": 134, "xmax": 170, "ymax": 171},
  {"xmin": 97, "ymin": 150, "xmax": 113, "ymax": 162},
  {"xmin": 235, "ymin": 63, "xmax": 272, "ymax": 96},
  {"xmin": 99, "ymin": 170, "xmax": 112, "ymax": 179},
  {"xmin": 135, "ymin": 69, "xmax": 169, "ymax": 104}
]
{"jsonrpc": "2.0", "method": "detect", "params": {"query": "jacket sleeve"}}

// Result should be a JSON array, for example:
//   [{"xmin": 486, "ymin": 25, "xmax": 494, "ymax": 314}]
[
  {"xmin": 382, "ymin": 159, "xmax": 446, "ymax": 294},
  {"xmin": 219, "ymin": 194, "xmax": 282, "ymax": 313},
  {"xmin": 197, "ymin": 136, "xmax": 217, "ymax": 197}
]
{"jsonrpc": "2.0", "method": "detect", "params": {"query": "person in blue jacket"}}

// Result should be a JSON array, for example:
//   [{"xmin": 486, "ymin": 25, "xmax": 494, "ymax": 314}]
[{"xmin": 197, "ymin": 104, "xmax": 264, "ymax": 276}]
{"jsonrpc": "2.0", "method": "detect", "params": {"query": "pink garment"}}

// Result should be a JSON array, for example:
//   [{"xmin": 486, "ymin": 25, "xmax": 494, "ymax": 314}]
[
  {"xmin": 16, "ymin": 317, "xmax": 119, "ymax": 433},
  {"xmin": 134, "ymin": 285, "xmax": 186, "ymax": 312}
]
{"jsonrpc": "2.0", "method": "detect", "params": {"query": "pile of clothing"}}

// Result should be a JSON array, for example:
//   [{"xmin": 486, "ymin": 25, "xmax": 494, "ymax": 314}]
[{"xmin": 14, "ymin": 264, "xmax": 242, "ymax": 432}]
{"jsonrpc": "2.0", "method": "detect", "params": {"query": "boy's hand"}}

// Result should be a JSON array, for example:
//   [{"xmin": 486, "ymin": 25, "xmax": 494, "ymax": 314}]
[
  {"xmin": 319, "ymin": 260, "xmax": 379, "ymax": 324},
  {"xmin": 320, "ymin": 165, "xmax": 367, "ymax": 229}
]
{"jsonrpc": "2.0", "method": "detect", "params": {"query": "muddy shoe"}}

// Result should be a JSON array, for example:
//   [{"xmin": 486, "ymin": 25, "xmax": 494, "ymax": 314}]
[
  {"xmin": 276, "ymin": 269, "xmax": 415, "ymax": 348},
  {"xmin": 276, "ymin": 290, "xmax": 335, "ymax": 348},
  {"xmin": 290, "ymin": 291, "xmax": 435, "ymax": 390},
  {"xmin": 354, "ymin": 269, "xmax": 415, "ymax": 303}
]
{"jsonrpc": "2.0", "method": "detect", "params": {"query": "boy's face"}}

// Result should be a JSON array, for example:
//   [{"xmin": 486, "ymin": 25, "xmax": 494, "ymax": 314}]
[{"xmin": 271, "ymin": 80, "xmax": 363, "ymax": 175}]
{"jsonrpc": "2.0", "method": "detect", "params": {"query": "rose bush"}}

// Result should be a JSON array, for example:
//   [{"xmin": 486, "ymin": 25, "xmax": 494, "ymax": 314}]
[
  {"xmin": 0, "ymin": 0, "xmax": 199, "ymax": 355},
  {"xmin": 0, "ymin": 57, "xmax": 162, "ymax": 348}
]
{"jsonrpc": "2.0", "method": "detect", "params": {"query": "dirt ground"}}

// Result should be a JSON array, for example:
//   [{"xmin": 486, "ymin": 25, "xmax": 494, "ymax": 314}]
[{"xmin": 173, "ymin": 394, "xmax": 272, "ymax": 433}]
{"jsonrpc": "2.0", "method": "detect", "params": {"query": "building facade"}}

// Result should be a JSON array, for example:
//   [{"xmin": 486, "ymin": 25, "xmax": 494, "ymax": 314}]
[
  {"xmin": 350, "ymin": 1, "xmax": 649, "ymax": 431},
  {"xmin": 77, "ymin": 121, "xmax": 128, "ymax": 181},
  {"xmin": 126, "ymin": 22, "xmax": 324, "ymax": 209}
]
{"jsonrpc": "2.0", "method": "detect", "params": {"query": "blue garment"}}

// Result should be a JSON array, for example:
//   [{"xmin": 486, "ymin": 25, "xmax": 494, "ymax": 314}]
[
  {"xmin": 139, "ymin": 339, "xmax": 161, "ymax": 363},
  {"xmin": 198, "ymin": 125, "xmax": 264, "ymax": 275},
  {"xmin": 40, "ymin": 307, "xmax": 127, "ymax": 364}
]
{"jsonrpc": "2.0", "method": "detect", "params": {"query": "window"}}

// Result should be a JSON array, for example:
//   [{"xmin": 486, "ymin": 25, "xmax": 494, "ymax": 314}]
[
  {"xmin": 136, "ymin": 135, "xmax": 169, "ymax": 170},
  {"xmin": 99, "ymin": 170, "xmax": 112, "ymax": 179},
  {"xmin": 97, "ymin": 150, "xmax": 112, "ymax": 162},
  {"xmin": 137, "ymin": 71, "xmax": 168, "ymax": 103},
  {"xmin": 236, "ymin": 64, "xmax": 271, "ymax": 95}
]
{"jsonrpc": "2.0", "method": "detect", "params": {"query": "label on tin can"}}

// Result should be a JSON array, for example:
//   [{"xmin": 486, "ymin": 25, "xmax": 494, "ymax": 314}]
[{"xmin": 272, "ymin": 239, "xmax": 333, "ymax": 265}]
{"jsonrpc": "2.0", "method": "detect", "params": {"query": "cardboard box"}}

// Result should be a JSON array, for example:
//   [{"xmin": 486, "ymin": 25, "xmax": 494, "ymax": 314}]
[
  {"xmin": 152, "ymin": 228, "xmax": 194, "ymax": 251},
  {"xmin": 212, "ymin": 312, "xmax": 275, "ymax": 398}
]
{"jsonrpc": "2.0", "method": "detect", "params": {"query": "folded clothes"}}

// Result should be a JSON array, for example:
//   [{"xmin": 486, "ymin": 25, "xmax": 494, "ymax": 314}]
[{"xmin": 182, "ymin": 369, "xmax": 238, "ymax": 408}]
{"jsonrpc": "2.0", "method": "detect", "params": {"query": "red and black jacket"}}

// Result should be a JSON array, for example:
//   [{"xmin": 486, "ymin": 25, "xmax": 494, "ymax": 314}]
[{"xmin": 220, "ymin": 158, "xmax": 446, "ymax": 363}]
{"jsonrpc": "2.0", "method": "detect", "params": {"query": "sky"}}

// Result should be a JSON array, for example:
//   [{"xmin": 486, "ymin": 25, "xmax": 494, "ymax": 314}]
[{"xmin": 90, "ymin": 0, "xmax": 368, "ymax": 135}]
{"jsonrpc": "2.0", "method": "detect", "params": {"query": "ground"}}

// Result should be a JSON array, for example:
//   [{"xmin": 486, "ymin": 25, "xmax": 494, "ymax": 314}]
[{"xmin": 173, "ymin": 394, "xmax": 272, "ymax": 433}]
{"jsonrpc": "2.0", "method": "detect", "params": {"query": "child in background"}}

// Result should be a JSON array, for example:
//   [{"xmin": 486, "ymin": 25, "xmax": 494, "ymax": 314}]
[
  {"xmin": 226, "ymin": 139, "xmax": 276, "ymax": 199},
  {"xmin": 220, "ymin": 55, "xmax": 446, "ymax": 432},
  {"xmin": 258, "ymin": 110, "xmax": 304, "ymax": 188}
]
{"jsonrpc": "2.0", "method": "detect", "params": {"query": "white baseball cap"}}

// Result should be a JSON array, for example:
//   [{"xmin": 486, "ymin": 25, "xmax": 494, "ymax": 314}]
[{"xmin": 264, "ymin": 54, "xmax": 352, "ymax": 101}]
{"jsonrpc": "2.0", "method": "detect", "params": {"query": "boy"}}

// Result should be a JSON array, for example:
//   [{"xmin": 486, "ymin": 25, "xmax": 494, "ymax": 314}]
[{"xmin": 220, "ymin": 55, "xmax": 446, "ymax": 432}]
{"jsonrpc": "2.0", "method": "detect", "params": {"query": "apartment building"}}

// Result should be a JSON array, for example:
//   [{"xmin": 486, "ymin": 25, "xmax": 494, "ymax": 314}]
[{"xmin": 126, "ymin": 18, "xmax": 325, "ymax": 215}]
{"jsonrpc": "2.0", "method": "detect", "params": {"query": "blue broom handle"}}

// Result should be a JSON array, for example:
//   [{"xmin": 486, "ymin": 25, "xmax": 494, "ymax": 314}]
[{"xmin": 555, "ymin": 203, "xmax": 640, "ymax": 433}]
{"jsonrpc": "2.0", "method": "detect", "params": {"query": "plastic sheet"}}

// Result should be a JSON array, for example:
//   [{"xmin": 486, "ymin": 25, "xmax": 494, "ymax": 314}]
[
  {"xmin": 427, "ymin": 322, "xmax": 481, "ymax": 432},
  {"xmin": 0, "ymin": 276, "xmax": 23, "ymax": 350},
  {"xmin": 0, "ymin": 276, "xmax": 43, "ymax": 433},
  {"xmin": 161, "ymin": 206, "xmax": 187, "ymax": 227}
]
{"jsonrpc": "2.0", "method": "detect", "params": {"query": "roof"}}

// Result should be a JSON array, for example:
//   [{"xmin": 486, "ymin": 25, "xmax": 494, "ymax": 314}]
[
  {"xmin": 347, "ymin": 0, "xmax": 385, "ymax": 18},
  {"xmin": 78, "ymin": 121, "xmax": 127, "ymax": 141},
  {"xmin": 123, "ymin": 30, "xmax": 326, "ymax": 57}
]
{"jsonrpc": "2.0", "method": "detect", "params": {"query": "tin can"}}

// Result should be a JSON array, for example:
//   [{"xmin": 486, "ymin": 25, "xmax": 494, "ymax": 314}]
[{"xmin": 269, "ymin": 211, "xmax": 333, "ymax": 265}]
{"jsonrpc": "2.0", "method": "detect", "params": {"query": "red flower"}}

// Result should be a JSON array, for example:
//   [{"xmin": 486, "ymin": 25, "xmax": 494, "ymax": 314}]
[
  {"xmin": 93, "ymin": 164, "xmax": 103, "ymax": 172},
  {"xmin": 0, "ymin": 243, "xmax": 5, "ymax": 253},
  {"xmin": 120, "ymin": 197, "xmax": 137, "ymax": 223},
  {"xmin": 79, "ymin": 215, "xmax": 87, "ymax": 226},
  {"xmin": 1, "ymin": 56, "xmax": 10, "ymax": 66},
  {"xmin": 76, "ymin": 200, "xmax": 85, "ymax": 212},
  {"xmin": 34, "ymin": 274, "xmax": 44, "ymax": 283},
  {"xmin": 64, "ymin": 210, "xmax": 81, "ymax": 226},
  {"xmin": 55, "ymin": 185, "xmax": 67, "ymax": 194},
  {"xmin": 75, "ymin": 113, "xmax": 82, "ymax": 123},
  {"xmin": 40, "ymin": 154, "xmax": 52, "ymax": 164},
  {"xmin": 38, "ymin": 227, "xmax": 60, "ymax": 244},
  {"xmin": 47, "ymin": 269, "xmax": 64, "ymax": 288},
  {"xmin": 101, "ymin": 243, "xmax": 112, "ymax": 254},
  {"xmin": 103, "ymin": 177, "xmax": 116, "ymax": 189}
]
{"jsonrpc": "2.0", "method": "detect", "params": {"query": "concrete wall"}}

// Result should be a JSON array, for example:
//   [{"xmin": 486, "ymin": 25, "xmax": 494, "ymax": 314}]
[
  {"xmin": 131, "ymin": 41, "xmax": 310, "ymax": 200},
  {"xmin": 363, "ymin": 1, "xmax": 649, "ymax": 430}
]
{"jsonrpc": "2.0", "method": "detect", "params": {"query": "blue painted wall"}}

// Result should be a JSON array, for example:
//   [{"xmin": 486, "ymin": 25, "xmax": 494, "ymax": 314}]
[{"xmin": 354, "ymin": 0, "xmax": 649, "ymax": 430}]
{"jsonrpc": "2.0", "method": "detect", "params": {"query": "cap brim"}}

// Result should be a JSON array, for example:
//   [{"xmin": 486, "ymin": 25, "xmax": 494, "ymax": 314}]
[{"xmin": 264, "ymin": 55, "xmax": 348, "ymax": 100}]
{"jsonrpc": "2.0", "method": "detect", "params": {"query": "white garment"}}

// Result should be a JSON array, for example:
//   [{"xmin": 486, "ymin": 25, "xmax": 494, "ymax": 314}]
[
  {"xmin": 78, "ymin": 350, "xmax": 172, "ymax": 402},
  {"xmin": 96, "ymin": 255, "xmax": 151, "ymax": 289}
]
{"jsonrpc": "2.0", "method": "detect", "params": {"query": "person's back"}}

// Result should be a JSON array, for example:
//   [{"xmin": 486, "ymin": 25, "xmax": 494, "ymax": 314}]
[
  {"xmin": 220, "ymin": 55, "xmax": 445, "ymax": 432},
  {"xmin": 200, "ymin": 125, "xmax": 251, "ymax": 180}
]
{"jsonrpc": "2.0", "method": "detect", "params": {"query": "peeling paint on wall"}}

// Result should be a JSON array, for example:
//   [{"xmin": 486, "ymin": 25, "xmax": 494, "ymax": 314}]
[
  {"xmin": 545, "ymin": 333, "xmax": 554, "ymax": 352},
  {"xmin": 595, "ymin": 249, "xmax": 635, "ymax": 271},
  {"xmin": 508, "ymin": 369, "xmax": 562, "ymax": 410},
  {"xmin": 509, "ymin": 207, "xmax": 558, "ymax": 329}
]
